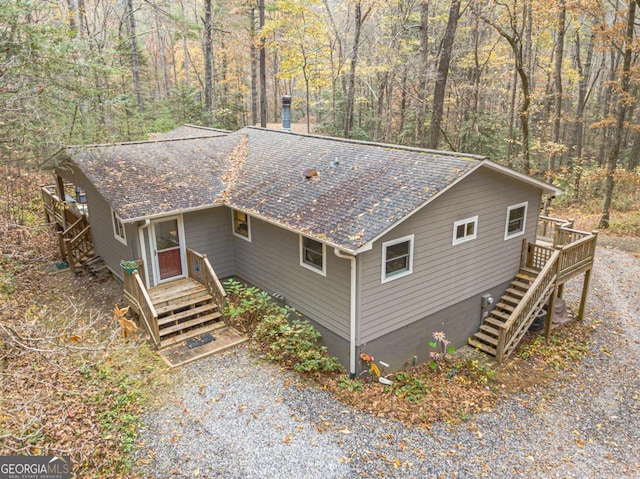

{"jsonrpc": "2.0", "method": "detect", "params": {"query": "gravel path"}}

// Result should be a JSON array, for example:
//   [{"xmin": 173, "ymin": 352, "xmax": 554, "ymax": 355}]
[{"xmin": 137, "ymin": 245, "xmax": 640, "ymax": 478}]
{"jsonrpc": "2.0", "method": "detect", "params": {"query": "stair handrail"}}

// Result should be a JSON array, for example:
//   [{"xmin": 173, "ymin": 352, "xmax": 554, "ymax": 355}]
[
  {"xmin": 496, "ymin": 249, "xmax": 561, "ymax": 363},
  {"xmin": 186, "ymin": 248, "xmax": 227, "ymax": 313},
  {"xmin": 64, "ymin": 224, "xmax": 92, "ymax": 271},
  {"xmin": 123, "ymin": 268, "xmax": 160, "ymax": 347}
]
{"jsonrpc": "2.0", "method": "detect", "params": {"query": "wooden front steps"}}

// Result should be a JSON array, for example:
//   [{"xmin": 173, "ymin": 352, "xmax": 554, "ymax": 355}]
[
  {"xmin": 148, "ymin": 278, "xmax": 226, "ymax": 350},
  {"xmin": 468, "ymin": 271, "xmax": 537, "ymax": 356}
]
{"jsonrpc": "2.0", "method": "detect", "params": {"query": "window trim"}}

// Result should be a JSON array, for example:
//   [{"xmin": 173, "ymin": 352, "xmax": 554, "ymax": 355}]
[
  {"xmin": 231, "ymin": 209, "xmax": 252, "ymax": 242},
  {"xmin": 381, "ymin": 234, "xmax": 414, "ymax": 284},
  {"xmin": 504, "ymin": 201, "xmax": 528, "ymax": 240},
  {"xmin": 452, "ymin": 216, "xmax": 478, "ymax": 245},
  {"xmin": 111, "ymin": 209, "xmax": 127, "ymax": 245},
  {"xmin": 299, "ymin": 235, "xmax": 326, "ymax": 276}
]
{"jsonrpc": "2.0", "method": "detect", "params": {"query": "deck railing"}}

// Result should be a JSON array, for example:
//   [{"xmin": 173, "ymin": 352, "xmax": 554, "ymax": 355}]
[
  {"xmin": 186, "ymin": 248, "xmax": 227, "ymax": 312},
  {"xmin": 537, "ymin": 215, "xmax": 574, "ymax": 245},
  {"xmin": 494, "ymin": 222, "xmax": 599, "ymax": 363},
  {"xmin": 122, "ymin": 263, "xmax": 160, "ymax": 348},
  {"xmin": 63, "ymin": 217, "xmax": 93, "ymax": 272},
  {"xmin": 522, "ymin": 229, "xmax": 597, "ymax": 281},
  {"xmin": 497, "ymin": 250, "xmax": 560, "ymax": 363}
]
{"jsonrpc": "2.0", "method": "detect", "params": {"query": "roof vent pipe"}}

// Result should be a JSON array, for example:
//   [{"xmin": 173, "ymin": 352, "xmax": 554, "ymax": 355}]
[{"xmin": 282, "ymin": 95, "xmax": 292, "ymax": 131}]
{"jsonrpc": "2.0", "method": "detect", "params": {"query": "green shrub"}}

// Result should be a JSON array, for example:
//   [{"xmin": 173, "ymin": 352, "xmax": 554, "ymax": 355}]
[{"xmin": 224, "ymin": 279, "xmax": 343, "ymax": 374}]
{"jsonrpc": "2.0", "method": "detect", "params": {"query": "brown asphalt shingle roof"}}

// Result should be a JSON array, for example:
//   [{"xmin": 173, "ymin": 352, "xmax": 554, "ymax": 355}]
[{"xmin": 65, "ymin": 126, "xmax": 491, "ymax": 252}]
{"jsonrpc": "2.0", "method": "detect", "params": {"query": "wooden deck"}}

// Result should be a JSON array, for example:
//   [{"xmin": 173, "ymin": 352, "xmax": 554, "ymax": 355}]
[
  {"xmin": 469, "ymin": 217, "xmax": 598, "ymax": 363},
  {"xmin": 123, "ymin": 249, "xmax": 243, "ymax": 365},
  {"xmin": 42, "ymin": 184, "xmax": 101, "ymax": 274}
]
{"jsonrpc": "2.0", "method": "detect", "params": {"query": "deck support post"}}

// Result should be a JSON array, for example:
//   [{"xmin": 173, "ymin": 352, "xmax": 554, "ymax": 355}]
[
  {"xmin": 577, "ymin": 268, "xmax": 592, "ymax": 320},
  {"xmin": 55, "ymin": 175, "xmax": 67, "ymax": 231},
  {"xmin": 544, "ymin": 288, "xmax": 556, "ymax": 339}
]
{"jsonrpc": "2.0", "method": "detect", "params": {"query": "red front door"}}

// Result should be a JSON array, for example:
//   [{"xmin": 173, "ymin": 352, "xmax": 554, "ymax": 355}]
[{"xmin": 154, "ymin": 219, "xmax": 183, "ymax": 281}]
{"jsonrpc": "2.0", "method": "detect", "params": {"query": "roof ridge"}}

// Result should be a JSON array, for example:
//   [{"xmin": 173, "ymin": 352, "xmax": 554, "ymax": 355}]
[
  {"xmin": 66, "ymin": 133, "xmax": 229, "ymax": 150},
  {"xmin": 244, "ymin": 126, "xmax": 487, "ymax": 160}
]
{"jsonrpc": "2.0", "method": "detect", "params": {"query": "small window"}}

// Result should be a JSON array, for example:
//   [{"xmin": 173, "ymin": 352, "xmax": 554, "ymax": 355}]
[
  {"xmin": 232, "ymin": 209, "xmax": 251, "ymax": 241},
  {"xmin": 300, "ymin": 236, "xmax": 326, "ymax": 275},
  {"xmin": 453, "ymin": 216, "xmax": 478, "ymax": 245},
  {"xmin": 505, "ymin": 202, "xmax": 528, "ymax": 240},
  {"xmin": 381, "ymin": 235, "xmax": 414, "ymax": 283},
  {"xmin": 112, "ymin": 209, "xmax": 127, "ymax": 245}
]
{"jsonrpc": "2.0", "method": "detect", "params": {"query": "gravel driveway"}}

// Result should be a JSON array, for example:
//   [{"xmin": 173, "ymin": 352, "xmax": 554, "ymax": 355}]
[{"xmin": 137, "ymin": 244, "xmax": 640, "ymax": 478}]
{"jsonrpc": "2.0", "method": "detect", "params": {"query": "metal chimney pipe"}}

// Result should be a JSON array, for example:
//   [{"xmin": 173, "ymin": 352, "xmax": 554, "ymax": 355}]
[{"xmin": 282, "ymin": 95, "xmax": 292, "ymax": 131}]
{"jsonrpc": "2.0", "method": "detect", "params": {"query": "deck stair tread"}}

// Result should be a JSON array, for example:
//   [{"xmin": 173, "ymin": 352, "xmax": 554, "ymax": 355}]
[
  {"xmin": 505, "ymin": 288, "xmax": 526, "ymax": 298},
  {"xmin": 516, "ymin": 272, "xmax": 537, "ymax": 282},
  {"xmin": 154, "ymin": 292, "xmax": 213, "ymax": 316},
  {"xmin": 159, "ymin": 312, "xmax": 223, "ymax": 336},
  {"xmin": 484, "ymin": 316, "xmax": 507, "ymax": 328},
  {"xmin": 495, "ymin": 302, "xmax": 515, "ymax": 312},
  {"xmin": 472, "ymin": 331, "xmax": 499, "ymax": 346},
  {"xmin": 158, "ymin": 303, "xmax": 220, "ymax": 325},
  {"xmin": 479, "ymin": 324, "xmax": 500, "ymax": 337},
  {"xmin": 491, "ymin": 310, "xmax": 511, "ymax": 321},
  {"xmin": 501, "ymin": 295, "xmax": 521, "ymax": 306},
  {"xmin": 511, "ymin": 280, "xmax": 533, "ymax": 290},
  {"xmin": 159, "ymin": 322, "xmax": 227, "ymax": 348},
  {"xmin": 467, "ymin": 338, "xmax": 497, "ymax": 355}
]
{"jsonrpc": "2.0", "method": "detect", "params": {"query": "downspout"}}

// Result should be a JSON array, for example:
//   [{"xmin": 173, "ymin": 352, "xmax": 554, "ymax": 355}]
[
  {"xmin": 334, "ymin": 248, "xmax": 357, "ymax": 378},
  {"xmin": 138, "ymin": 219, "xmax": 151, "ymax": 289}
]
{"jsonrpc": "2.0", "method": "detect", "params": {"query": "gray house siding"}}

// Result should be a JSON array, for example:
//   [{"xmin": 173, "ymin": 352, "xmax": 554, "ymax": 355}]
[
  {"xmin": 57, "ymin": 165, "xmax": 134, "ymax": 278},
  {"xmin": 358, "ymin": 167, "xmax": 542, "ymax": 347},
  {"xmin": 233, "ymin": 215, "xmax": 351, "ymax": 340},
  {"xmin": 356, "ymin": 280, "xmax": 512, "ymax": 371},
  {"xmin": 183, "ymin": 207, "xmax": 234, "ymax": 278}
]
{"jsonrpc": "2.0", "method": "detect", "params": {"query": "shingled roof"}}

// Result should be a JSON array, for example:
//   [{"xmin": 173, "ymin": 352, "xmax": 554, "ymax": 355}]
[{"xmin": 62, "ymin": 126, "xmax": 559, "ymax": 253}]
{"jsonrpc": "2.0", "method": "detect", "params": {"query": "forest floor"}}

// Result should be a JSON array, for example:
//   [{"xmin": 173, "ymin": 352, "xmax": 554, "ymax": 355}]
[{"xmin": 1, "ymin": 176, "xmax": 638, "ymax": 477}]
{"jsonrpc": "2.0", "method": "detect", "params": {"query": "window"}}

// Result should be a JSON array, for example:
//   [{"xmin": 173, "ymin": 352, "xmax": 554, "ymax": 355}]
[
  {"xmin": 232, "ymin": 209, "xmax": 251, "ymax": 241},
  {"xmin": 452, "ymin": 216, "xmax": 478, "ymax": 245},
  {"xmin": 300, "ymin": 236, "xmax": 326, "ymax": 275},
  {"xmin": 504, "ymin": 202, "xmax": 528, "ymax": 240},
  {"xmin": 381, "ymin": 235, "xmax": 414, "ymax": 283},
  {"xmin": 112, "ymin": 209, "xmax": 127, "ymax": 245}
]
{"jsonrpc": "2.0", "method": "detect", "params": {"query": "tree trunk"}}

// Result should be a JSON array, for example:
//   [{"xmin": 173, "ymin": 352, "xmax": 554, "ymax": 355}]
[
  {"xmin": 126, "ymin": 0, "xmax": 143, "ymax": 114},
  {"xmin": 549, "ymin": 0, "xmax": 566, "ymax": 181},
  {"xmin": 203, "ymin": 0, "xmax": 213, "ymax": 124},
  {"xmin": 571, "ymin": 28, "xmax": 595, "ymax": 163},
  {"xmin": 344, "ymin": 0, "xmax": 370, "ymax": 138},
  {"xmin": 415, "ymin": 0, "xmax": 429, "ymax": 147},
  {"xmin": 428, "ymin": 0, "xmax": 461, "ymax": 150},
  {"xmin": 600, "ymin": 0, "xmax": 635, "ymax": 228},
  {"xmin": 259, "ymin": 0, "xmax": 267, "ymax": 127},
  {"xmin": 250, "ymin": 7, "xmax": 258, "ymax": 126}
]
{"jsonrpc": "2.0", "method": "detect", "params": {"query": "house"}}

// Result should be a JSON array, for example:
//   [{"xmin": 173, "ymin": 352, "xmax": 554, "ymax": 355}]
[{"xmin": 44, "ymin": 122, "xmax": 597, "ymax": 374}]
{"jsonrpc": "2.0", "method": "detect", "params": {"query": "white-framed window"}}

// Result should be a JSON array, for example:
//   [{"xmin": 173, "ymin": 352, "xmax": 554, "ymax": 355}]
[
  {"xmin": 232, "ymin": 209, "xmax": 251, "ymax": 242},
  {"xmin": 504, "ymin": 202, "xmax": 528, "ymax": 240},
  {"xmin": 111, "ymin": 209, "xmax": 127, "ymax": 245},
  {"xmin": 452, "ymin": 216, "xmax": 478, "ymax": 245},
  {"xmin": 381, "ymin": 234, "xmax": 414, "ymax": 283},
  {"xmin": 300, "ymin": 236, "xmax": 326, "ymax": 276}
]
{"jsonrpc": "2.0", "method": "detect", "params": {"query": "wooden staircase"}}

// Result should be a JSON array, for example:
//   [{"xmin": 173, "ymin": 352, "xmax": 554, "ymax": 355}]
[
  {"xmin": 468, "ymin": 270, "xmax": 538, "ymax": 356},
  {"xmin": 148, "ymin": 278, "xmax": 226, "ymax": 349}
]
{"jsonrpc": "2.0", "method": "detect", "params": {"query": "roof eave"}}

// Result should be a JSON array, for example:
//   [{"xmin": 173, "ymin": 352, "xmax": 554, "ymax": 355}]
[{"xmin": 480, "ymin": 160, "xmax": 564, "ymax": 196}]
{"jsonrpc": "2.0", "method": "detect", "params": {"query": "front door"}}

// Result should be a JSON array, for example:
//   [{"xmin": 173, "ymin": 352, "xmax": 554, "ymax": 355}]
[{"xmin": 152, "ymin": 217, "xmax": 185, "ymax": 283}]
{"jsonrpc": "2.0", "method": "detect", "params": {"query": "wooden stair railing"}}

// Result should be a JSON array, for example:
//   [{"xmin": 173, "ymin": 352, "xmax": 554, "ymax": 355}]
[
  {"xmin": 63, "ymin": 218, "xmax": 94, "ymax": 273},
  {"xmin": 495, "ymin": 250, "xmax": 560, "ymax": 363},
  {"xmin": 122, "ymin": 265, "xmax": 160, "ymax": 348},
  {"xmin": 186, "ymin": 248, "xmax": 227, "ymax": 315}
]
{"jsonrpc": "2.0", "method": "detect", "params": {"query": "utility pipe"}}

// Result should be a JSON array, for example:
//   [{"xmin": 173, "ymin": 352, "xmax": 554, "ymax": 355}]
[{"xmin": 334, "ymin": 248, "xmax": 357, "ymax": 378}]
